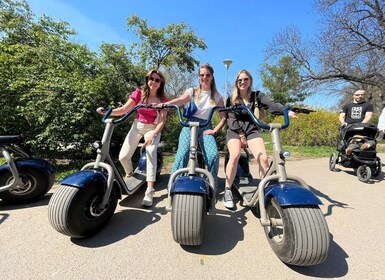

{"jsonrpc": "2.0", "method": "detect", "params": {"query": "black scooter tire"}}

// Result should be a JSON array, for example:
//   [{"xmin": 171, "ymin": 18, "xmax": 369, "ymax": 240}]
[
  {"xmin": 48, "ymin": 184, "xmax": 118, "ymax": 238},
  {"xmin": 264, "ymin": 198, "xmax": 330, "ymax": 266},
  {"xmin": 171, "ymin": 193, "xmax": 206, "ymax": 246},
  {"xmin": 0, "ymin": 166, "xmax": 50, "ymax": 203}
]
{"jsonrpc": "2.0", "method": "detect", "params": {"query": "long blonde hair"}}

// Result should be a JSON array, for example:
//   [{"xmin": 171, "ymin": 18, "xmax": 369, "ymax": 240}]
[
  {"xmin": 231, "ymin": 69, "xmax": 253, "ymax": 105},
  {"xmin": 194, "ymin": 63, "xmax": 219, "ymax": 105}
]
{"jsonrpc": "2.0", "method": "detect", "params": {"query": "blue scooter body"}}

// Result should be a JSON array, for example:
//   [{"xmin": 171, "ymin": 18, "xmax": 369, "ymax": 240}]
[
  {"xmin": 264, "ymin": 181, "xmax": 322, "ymax": 206},
  {"xmin": 170, "ymin": 176, "xmax": 211, "ymax": 196},
  {"xmin": 0, "ymin": 158, "xmax": 55, "ymax": 186},
  {"xmin": 60, "ymin": 169, "xmax": 122, "ymax": 198}
]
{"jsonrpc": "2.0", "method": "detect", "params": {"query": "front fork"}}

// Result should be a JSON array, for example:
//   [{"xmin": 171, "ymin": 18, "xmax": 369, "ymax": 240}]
[
  {"xmin": 0, "ymin": 148, "xmax": 24, "ymax": 192},
  {"xmin": 165, "ymin": 167, "xmax": 216, "ymax": 213}
]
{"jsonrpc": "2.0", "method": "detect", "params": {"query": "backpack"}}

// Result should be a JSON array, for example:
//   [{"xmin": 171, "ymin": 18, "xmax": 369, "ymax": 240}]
[{"xmin": 226, "ymin": 91, "xmax": 266, "ymax": 122}]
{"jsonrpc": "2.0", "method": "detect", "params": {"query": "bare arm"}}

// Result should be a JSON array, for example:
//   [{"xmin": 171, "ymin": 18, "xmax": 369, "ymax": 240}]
[
  {"xmin": 96, "ymin": 98, "xmax": 136, "ymax": 116},
  {"xmin": 165, "ymin": 90, "xmax": 191, "ymax": 106},
  {"xmin": 339, "ymin": 112, "xmax": 347, "ymax": 125},
  {"xmin": 362, "ymin": 111, "xmax": 373, "ymax": 123},
  {"xmin": 204, "ymin": 98, "xmax": 226, "ymax": 136}
]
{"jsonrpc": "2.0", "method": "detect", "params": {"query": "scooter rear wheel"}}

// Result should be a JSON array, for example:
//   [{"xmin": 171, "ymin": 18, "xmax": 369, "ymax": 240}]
[
  {"xmin": 171, "ymin": 193, "xmax": 206, "ymax": 246},
  {"xmin": 48, "ymin": 183, "xmax": 118, "ymax": 238},
  {"xmin": 0, "ymin": 166, "xmax": 50, "ymax": 203},
  {"xmin": 264, "ymin": 198, "xmax": 329, "ymax": 266}
]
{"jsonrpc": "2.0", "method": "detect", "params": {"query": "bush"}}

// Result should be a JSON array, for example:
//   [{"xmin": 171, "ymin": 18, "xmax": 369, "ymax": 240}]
[{"xmin": 275, "ymin": 110, "xmax": 340, "ymax": 147}]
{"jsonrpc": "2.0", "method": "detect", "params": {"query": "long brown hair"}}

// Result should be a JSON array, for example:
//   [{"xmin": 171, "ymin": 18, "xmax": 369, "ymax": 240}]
[
  {"xmin": 194, "ymin": 63, "xmax": 219, "ymax": 105},
  {"xmin": 231, "ymin": 69, "xmax": 253, "ymax": 105},
  {"xmin": 141, "ymin": 69, "xmax": 166, "ymax": 103}
]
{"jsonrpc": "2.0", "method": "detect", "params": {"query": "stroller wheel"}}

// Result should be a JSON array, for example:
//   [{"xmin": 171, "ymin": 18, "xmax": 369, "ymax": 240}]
[
  {"xmin": 357, "ymin": 165, "xmax": 372, "ymax": 183},
  {"xmin": 329, "ymin": 153, "xmax": 337, "ymax": 171},
  {"xmin": 372, "ymin": 157, "xmax": 382, "ymax": 178}
]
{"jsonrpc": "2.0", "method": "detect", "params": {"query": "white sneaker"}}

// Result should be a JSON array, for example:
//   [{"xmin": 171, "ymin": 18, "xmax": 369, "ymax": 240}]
[
  {"xmin": 142, "ymin": 187, "xmax": 155, "ymax": 207},
  {"xmin": 223, "ymin": 188, "xmax": 234, "ymax": 209}
]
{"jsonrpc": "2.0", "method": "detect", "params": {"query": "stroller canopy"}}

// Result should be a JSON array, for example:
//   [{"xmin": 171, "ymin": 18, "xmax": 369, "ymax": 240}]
[{"xmin": 342, "ymin": 123, "xmax": 378, "ymax": 141}]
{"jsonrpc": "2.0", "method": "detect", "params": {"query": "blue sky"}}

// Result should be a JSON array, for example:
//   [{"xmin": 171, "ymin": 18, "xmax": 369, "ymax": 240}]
[{"xmin": 27, "ymin": 0, "xmax": 338, "ymax": 109}]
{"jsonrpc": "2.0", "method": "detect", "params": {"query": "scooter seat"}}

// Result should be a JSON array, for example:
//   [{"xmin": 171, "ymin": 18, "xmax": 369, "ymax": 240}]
[{"xmin": 0, "ymin": 135, "xmax": 21, "ymax": 145}]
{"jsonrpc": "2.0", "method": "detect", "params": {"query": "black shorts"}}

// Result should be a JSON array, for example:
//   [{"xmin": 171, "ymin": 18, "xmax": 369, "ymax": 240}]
[{"xmin": 226, "ymin": 129, "xmax": 262, "ymax": 142}]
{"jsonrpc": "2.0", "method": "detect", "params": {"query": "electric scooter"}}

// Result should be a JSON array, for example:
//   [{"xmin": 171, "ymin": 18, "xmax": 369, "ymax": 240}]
[
  {"xmin": 165, "ymin": 105, "xmax": 220, "ymax": 246},
  {"xmin": 0, "ymin": 135, "xmax": 55, "ymax": 203},
  {"xmin": 48, "ymin": 104, "xmax": 164, "ymax": 238},
  {"xmin": 221, "ymin": 105, "xmax": 330, "ymax": 266}
]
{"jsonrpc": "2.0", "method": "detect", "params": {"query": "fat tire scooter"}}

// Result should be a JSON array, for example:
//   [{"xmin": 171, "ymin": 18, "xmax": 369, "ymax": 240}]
[
  {"xmin": 0, "ymin": 135, "xmax": 55, "ymax": 203},
  {"xmin": 48, "ymin": 104, "xmax": 163, "ymax": 238},
  {"xmin": 221, "ymin": 105, "xmax": 330, "ymax": 266},
  {"xmin": 165, "ymin": 105, "xmax": 220, "ymax": 246}
]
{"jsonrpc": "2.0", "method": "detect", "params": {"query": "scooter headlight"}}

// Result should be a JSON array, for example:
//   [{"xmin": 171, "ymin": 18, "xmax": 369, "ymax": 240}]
[
  {"xmin": 92, "ymin": 141, "xmax": 102, "ymax": 150},
  {"xmin": 190, "ymin": 146, "xmax": 197, "ymax": 156},
  {"xmin": 280, "ymin": 151, "xmax": 291, "ymax": 159}
]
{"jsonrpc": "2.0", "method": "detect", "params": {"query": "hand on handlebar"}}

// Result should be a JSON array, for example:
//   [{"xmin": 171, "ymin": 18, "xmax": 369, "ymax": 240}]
[
  {"xmin": 288, "ymin": 111, "xmax": 299, "ymax": 119},
  {"xmin": 96, "ymin": 107, "xmax": 107, "ymax": 115}
]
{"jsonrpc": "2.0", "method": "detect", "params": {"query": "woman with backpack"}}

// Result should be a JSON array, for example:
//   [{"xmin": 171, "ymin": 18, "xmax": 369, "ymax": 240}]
[{"xmin": 223, "ymin": 69, "xmax": 298, "ymax": 209}]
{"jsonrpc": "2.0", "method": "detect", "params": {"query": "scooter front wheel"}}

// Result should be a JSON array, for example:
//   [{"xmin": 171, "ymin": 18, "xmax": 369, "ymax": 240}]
[
  {"xmin": 171, "ymin": 193, "xmax": 206, "ymax": 246},
  {"xmin": 0, "ymin": 167, "xmax": 50, "ymax": 203},
  {"xmin": 48, "ymin": 183, "xmax": 118, "ymax": 238},
  {"xmin": 264, "ymin": 198, "xmax": 330, "ymax": 266}
]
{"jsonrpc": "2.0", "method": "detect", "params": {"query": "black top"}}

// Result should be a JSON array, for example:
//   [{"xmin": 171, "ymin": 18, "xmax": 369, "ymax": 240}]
[
  {"xmin": 341, "ymin": 102, "xmax": 374, "ymax": 124},
  {"xmin": 226, "ymin": 91, "xmax": 285, "ymax": 134}
]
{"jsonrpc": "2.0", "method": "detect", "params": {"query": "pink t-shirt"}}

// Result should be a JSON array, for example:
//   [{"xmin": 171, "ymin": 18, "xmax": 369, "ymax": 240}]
[{"xmin": 130, "ymin": 88, "xmax": 168, "ymax": 124}]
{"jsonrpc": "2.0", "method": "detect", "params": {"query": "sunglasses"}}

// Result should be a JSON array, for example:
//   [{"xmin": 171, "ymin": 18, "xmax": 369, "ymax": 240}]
[
  {"xmin": 149, "ymin": 76, "xmax": 161, "ymax": 83},
  {"xmin": 199, "ymin": 73, "xmax": 212, "ymax": 78},
  {"xmin": 354, "ymin": 94, "xmax": 364, "ymax": 96},
  {"xmin": 237, "ymin": 78, "xmax": 249, "ymax": 83}
]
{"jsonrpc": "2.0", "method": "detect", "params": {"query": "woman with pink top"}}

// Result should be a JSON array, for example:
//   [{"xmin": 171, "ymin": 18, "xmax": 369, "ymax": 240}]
[{"xmin": 96, "ymin": 69, "xmax": 168, "ymax": 206}]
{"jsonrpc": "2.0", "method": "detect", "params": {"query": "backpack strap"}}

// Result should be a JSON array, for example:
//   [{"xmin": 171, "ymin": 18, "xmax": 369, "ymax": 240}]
[
  {"xmin": 252, "ymin": 90, "xmax": 260, "ymax": 110},
  {"xmin": 226, "ymin": 96, "xmax": 231, "ymax": 107}
]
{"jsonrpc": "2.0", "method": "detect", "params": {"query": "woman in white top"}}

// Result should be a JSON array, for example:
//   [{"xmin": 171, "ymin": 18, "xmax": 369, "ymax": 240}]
[{"xmin": 165, "ymin": 63, "xmax": 226, "ymax": 190}]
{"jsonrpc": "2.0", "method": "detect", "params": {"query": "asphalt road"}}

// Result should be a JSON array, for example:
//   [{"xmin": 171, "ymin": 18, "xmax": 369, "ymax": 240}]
[{"xmin": 1, "ymin": 153, "xmax": 385, "ymax": 280}]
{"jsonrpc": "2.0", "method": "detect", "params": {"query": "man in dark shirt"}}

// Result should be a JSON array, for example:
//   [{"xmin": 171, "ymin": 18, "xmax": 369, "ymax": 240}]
[
  {"xmin": 339, "ymin": 90, "xmax": 373, "ymax": 125},
  {"xmin": 339, "ymin": 90, "xmax": 374, "ymax": 155}
]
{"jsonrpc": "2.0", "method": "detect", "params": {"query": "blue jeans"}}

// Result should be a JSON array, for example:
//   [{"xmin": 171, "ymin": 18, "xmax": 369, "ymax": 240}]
[{"xmin": 171, "ymin": 117, "xmax": 219, "ymax": 191}]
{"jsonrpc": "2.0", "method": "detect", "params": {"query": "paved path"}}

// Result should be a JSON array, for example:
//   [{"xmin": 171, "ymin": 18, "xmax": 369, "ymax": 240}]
[{"xmin": 0, "ymin": 154, "xmax": 384, "ymax": 279}]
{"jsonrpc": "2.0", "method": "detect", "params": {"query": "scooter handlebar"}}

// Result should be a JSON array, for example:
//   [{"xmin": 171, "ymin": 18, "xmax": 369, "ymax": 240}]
[
  {"xmin": 163, "ymin": 104, "xmax": 222, "ymax": 127},
  {"xmin": 219, "ymin": 105, "xmax": 291, "ymax": 130}
]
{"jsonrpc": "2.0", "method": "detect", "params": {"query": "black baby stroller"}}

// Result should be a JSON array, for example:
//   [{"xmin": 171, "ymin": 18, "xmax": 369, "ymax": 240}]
[{"xmin": 329, "ymin": 123, "xmax": 382, "ymax": 182}]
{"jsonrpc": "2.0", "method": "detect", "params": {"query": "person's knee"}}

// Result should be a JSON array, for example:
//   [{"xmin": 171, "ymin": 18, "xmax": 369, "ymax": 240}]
[
  {"xmin": 259, "ymin": 153, "xmax": 269, "ymax": 167},
  {"xmin": 228, "ymin": 153, "xmax": 240, "ymax": 165}
]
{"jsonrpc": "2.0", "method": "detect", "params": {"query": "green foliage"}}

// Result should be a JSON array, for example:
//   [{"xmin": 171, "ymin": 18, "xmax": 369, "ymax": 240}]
[
  {"xmin": 127, "ymin": 15, "xmax": 207, "ymax": 72},
  {"xmin": 261, "ymin": 56, "xmax": 311, "ymax": 104},
  {"xmin": 276, "ymin": 110, "xmax": 340, "ymax": 147}
]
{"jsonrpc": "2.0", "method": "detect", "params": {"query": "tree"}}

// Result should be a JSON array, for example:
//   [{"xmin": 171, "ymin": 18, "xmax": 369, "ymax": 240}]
[
  {"xmin": 0, "ymin": 0, "xmax": 133, "ymax": 158},
  {"xmin": 264, "ymin": 0, "xmax": 385, "ymax": 110},
  {"xmin": 127, "ymin": 15, "xmax": 207, "ymax": 72},
  {"xmin": 163, "ymin": 65, "xmax": 197, "ymax": 99},
  {"xmin": 260, "ymin": 56, "xmax": 311, "ymax": 105}
]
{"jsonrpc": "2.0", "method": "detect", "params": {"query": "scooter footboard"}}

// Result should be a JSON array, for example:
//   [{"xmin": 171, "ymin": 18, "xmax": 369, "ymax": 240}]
[{"xmin": 264, "ymin": 182, "xmax": 322, "ymax": 206}]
